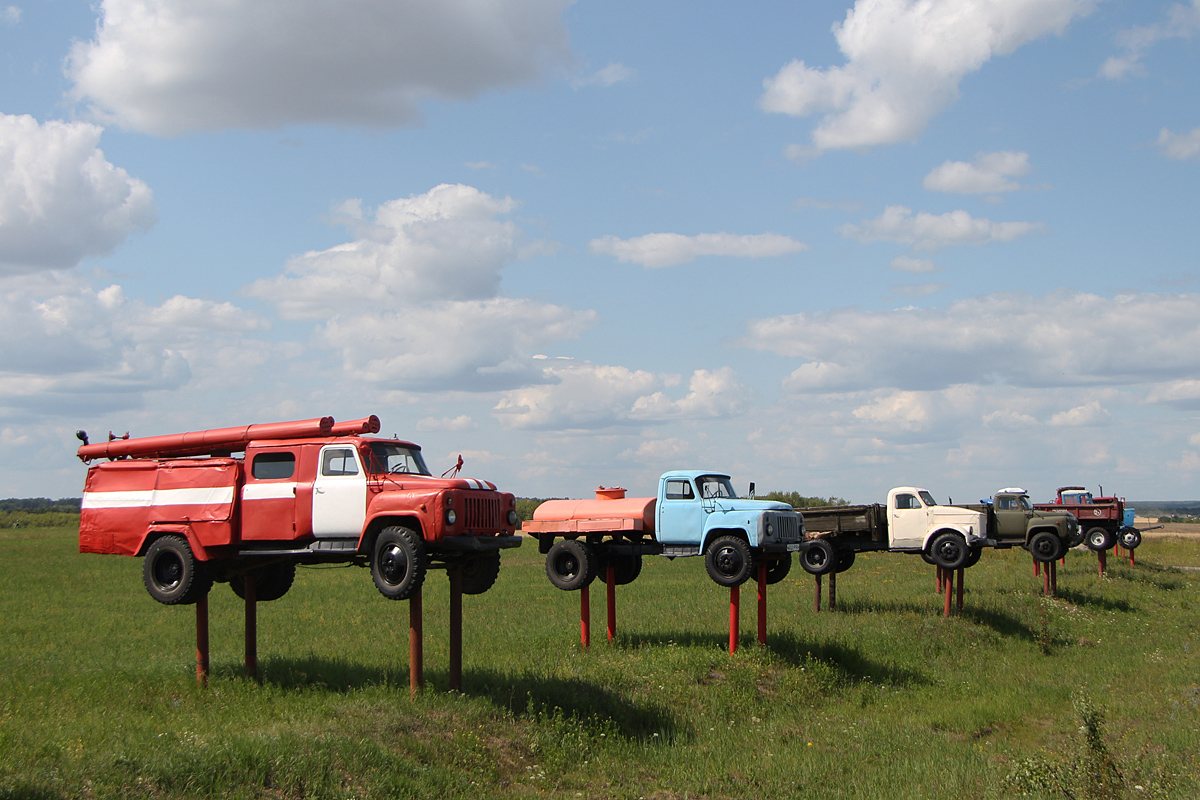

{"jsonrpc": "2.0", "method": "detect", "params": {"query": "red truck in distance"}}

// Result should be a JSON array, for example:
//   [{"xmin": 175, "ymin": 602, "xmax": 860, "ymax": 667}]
[
  {"xmin": 76, "ymin": 415, "xmax": 521, "ymax": 605},
  {"xmin": 1032, "ymin": 486, "xmax": 1144, "ymax": 551}
]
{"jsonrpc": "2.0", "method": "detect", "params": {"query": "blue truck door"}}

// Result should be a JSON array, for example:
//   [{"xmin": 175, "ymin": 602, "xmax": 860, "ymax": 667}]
[{"xmin": 657, "ymin": 477, "xmax": 704, "ymax": 545}]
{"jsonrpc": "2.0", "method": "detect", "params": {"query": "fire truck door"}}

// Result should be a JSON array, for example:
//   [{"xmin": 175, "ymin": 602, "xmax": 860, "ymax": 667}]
[{"xmin": 312, "ymin": 445, "xmax": 367, "ymax": 537}]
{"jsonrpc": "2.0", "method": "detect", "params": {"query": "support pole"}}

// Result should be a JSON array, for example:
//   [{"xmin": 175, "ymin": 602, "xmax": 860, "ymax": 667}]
[
  {"xmin": 936, "ymin": 566, "xmax": 943, "ymax": 594},
  {"xmin": 580, "ymin": 585, "xmax": 590, "ymax": 648},
  {"xmin": 1033, "ymin": 557, "xmax": 1040, "ymax": 577},
  {"xmin": 956, "ymin": 567, "xmax": 964, "ymax": 611},
  {"xmin": 828, "ymin": 569, "xmax": 837, "ymax": 611},
  {"xmin": 409, "ymin": 586, "xmax": 423, "ymax": 698},
  {"xmin": 449, "ymin": 564, "xmax": 462, "ymax": 693},
  {"xmin": 728, "ymin": 584, "xmax": 740, "ymax": 655},
  {"xmin": 814, "ymin": 573, "xmax": 822, "ymax": 613},
  {"xmin": 1043, "ymin": 560, "xmax": 1051, "ymax": 596},
  {"xmin": 606, "ymin": 566, "xmax": 616, "ymax": 642},
  {"xmin": 1098, "ymin": 549, "xmax": 1107, "ymax": 577},
  {"xmin": 196, "ymin": 593, "xmax": 210, "ymax": 688},
  {"xmin": 244, "ymin": 574, "xmax": 257, "ymax": 679},
  {"xmin": 756, "ymin": 565, "xmax": 767, "ymax": 645},
  {"xmin": 1129, "ymin": 548, "xmax": 1135, "ymax": 567},
  {"xmin": 1050, "ymin": 559, "xmax": 1057, "ymax": 596},
  {"xmin": 943, "ymin": 567, "xmax": 953, "ymax": 618}
]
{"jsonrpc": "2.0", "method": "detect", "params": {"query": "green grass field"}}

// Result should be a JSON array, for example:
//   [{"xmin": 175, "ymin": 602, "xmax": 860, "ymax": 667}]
[{"xmin": 2, "ymin": 529, "xmax": 1198, "ymax": 799}]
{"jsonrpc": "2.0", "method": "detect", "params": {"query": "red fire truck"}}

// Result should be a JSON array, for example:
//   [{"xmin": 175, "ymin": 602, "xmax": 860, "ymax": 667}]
[{"xmin": 76, "ymin": 416, "xmax": 521, "ymax": 605}]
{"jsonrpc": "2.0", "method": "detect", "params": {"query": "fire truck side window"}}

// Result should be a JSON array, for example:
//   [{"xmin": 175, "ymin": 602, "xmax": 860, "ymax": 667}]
[
  {"xmin": 322, "ymin": 449, "xmax": 359, "ymax": 476},
  {"xmin": 252, "ymin": 452, "xmax": 295, "ymax": 480}
]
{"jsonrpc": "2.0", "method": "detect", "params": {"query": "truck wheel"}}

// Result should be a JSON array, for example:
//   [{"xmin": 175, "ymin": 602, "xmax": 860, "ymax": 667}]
[
  {"xmin": 963, "ymin": 546, "xmax": 983, "ymax": 569},
  {"xmin": 920, "ymin": 551, "xmax": 937, "ymax": 566},
  {"xmin": 459, "ymin": 552, "xmax": 501, "ymax": 595},
  {"xmin": 1085, "ymin": 527, "xmax": 1115, "ymax": 552},
  {"xmin": 928, "ymin": 532, "xmax": 969, "ymax": 571},
  {"xmin": 1119, "ymin": 527, "xmax": 1142, "ymax": 550},
  {"xmin": 607, "ymin": 552, "xmax": 643, "ymax": 586},
  {"xmin": 230, "ymin": 561, "xmax": 296, "ymax": 602},
  {"xmin": 1029, "ymin": 531, "xmax": 1063, "ymax": 563},
  {"xmin": 760, "ymin": 553, "xmax": 792, "ymax": 584},
  {"xmin": 545, "ymin": 540, "xmax": 597, "ymax": 591},
  {"xmin": 143, "ymin": 535, "xmax": 212, "ymax": 605},
  {"xmin": 705, "ymin": 535, "xmax": 753, "ymax": 587},
  {"xmin": 371, "ymin": 526, "xmax": 427, "ymax": 600},
  {"xmin": 799, "ymin": 540, "xmax": 835, "ymax": 575},
  {"xmin": 834, "ymin": 549, "xmax": 855, "ymax": 573}
]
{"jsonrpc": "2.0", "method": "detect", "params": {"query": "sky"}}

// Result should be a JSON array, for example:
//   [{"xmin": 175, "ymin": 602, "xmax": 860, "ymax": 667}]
[{"xmin": 2, "ymin": 0, "xmax": 1200, "ymax": 505}]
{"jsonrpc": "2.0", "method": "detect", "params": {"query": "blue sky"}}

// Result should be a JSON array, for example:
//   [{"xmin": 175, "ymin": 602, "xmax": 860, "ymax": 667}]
[{"xmin": 3, "ymin": 0, "xmax": 1200, "ymax": 504}]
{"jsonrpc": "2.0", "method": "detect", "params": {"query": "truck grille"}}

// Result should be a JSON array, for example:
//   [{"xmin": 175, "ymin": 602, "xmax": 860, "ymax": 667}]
[
  {"xmin": 773, "ymin": 513, "xmax": 801, "ymax": 542},
  {"xmin": 464, "ymin": 495, "xmax": 502, "ymax": 529}
]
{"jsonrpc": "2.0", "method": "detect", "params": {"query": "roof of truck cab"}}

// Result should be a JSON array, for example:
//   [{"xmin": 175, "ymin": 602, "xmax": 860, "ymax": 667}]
[
  {"xmin": 659, "ymin": 470, "xmax": 731, "ymax": 480},
  {"xmin": 247, "ymin": 435, "xmax": 421, "ymax": 449}
]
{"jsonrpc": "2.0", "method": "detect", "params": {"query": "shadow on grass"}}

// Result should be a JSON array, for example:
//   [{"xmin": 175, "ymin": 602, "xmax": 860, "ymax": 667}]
[
  {"xmin": 1103, "ymin": 563, "xmax": 1189, "ymax": 591},
  {"xmin": 0, "ymin": 784, "xmax": 63, "ymax": 800},
  {"xmin": 616, "ymin": 629, "xmax": 930, "ymax": 689},
  {"xmin": 229, "ymin": 656, "xmax": 681, "ymax": 744},
  {"xmin": 1056, "ymin": 587, "xmax": 1135, "ymax": 613},
  {"xmin": 836, "ymin": 597, "xmax": 1036, "ymax": 642}
]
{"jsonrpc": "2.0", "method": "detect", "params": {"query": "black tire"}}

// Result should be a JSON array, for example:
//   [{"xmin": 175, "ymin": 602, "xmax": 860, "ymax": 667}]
[
  {"xmin": 545, "ymin": 539, "xmax": 597, "ymax": 591},
  {"xmin": 920, "ymin": 550, "xmax": 937, "ymax": 566},
  {"xmin": 834, "ymin": 549, "xmax": 855, "ymax": 573},
  {"xmin": 371, "ymin": 526, "xmax": 427, "ymax": 600},
  {"xmin": 1119, "ymin": 527, "xmax": 1142, "ymax": 550},
  {"xmin": 1085, "ymin": 526, "xmax": 1116, "ymax": 552},
  {"xmin": 143, "ymin": 535, "xmax": 212, "ymax": 605},
  {"xmin": 928, "ymin": 532, "xmax": 969, "ymax": 571},
  {"xmin": 704, "ymin": 535, "xmax": 753, "ymax": 587},
  {"xmin": 761, "ymin": 553, "xmax": 792, "ymax": 584},
  {"xmin": 603, "ymin": 552, "xmax": 643, "ymax": 586},
  {"xmin": 799, "ymin": 539, "xmax": 836, "ymax": 575},
  {"xmin": 459, "ymin": 551, "xmax": 501, "ymax": 595},
  {"xmin": 1029, "ymin": 531, "xmax": 1064, "ymax": 563},
  {"xmin": 963, "ymin": 546, "xmax": 983, "ymax": 569},
  {"xmin": 230, "ymin": 561, "xmax": 296, "ymax": 602}
]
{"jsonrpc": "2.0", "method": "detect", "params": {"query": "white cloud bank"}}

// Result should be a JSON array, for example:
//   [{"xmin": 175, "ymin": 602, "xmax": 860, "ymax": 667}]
[
  {"xmin": 839, "ymin": 206, "xmax": 1042, "ymax": 252},
  {"xmin": 739, "ymin": 291, "xmax": 1200, "ymax": 394},
  {"xmin": 67, "ymin": 0, "xmax": 572, "ymax": 135},
  {"xmin": 589, "ymin": 232, "xmax": 807, "ymax": 268},
  {"xmin": 0, "ymin": 114, "xmax": 155, "ymax": 274},
  {"xmin": 760, "ymin": 0, "xmax": 1095, "ymax": 150},
  {"xmin": 923, "ymin": 151, "xmax": 1033, "ymax": 195},
  {"xmin": 246, "ymin": 184, "xmax": 596, "ymax": 392},
  {"xmin": 1099, "ymin": 0, "xmax": 1200, "ymax": 79},
  {"xmin": 1156, "ymin": 126, "xmax": 1200, "ymax": 161}
]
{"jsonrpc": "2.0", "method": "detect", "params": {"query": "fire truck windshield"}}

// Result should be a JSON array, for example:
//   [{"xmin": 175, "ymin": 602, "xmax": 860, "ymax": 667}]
[{"xmin": 365, "ymin": 443, "xmax": 431, "ymax": 476}]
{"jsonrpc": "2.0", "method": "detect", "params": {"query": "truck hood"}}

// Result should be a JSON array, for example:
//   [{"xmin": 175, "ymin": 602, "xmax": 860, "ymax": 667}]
[
  {"xmin": 375, "ymin": 475, "xmax": 497, "ymax": 491},
  {"xmin": 709, "ymin": 499, "xmax": 794, "ymax": 514}
]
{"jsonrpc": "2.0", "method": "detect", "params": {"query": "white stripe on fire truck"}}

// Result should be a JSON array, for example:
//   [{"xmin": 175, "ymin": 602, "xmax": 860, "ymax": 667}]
[
  {"xmin": 82, "ymin": 486, "xmax": 236, "ymax": 509},
  {"xmin": 242, "ymin": 482, "xmax": 298, "ymax": 501}
]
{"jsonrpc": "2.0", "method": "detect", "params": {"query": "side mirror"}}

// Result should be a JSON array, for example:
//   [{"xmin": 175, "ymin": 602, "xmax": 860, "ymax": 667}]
[{"xmin": 748, "ymin": 482, "xmax": 755, "ymax": 499}]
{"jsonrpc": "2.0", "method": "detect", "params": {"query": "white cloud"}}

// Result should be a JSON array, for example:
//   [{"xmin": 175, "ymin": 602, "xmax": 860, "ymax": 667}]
[
  {"xmin": 2, "ymin": 6, "xmax": 19, "ymax": 26},
  {"xmin": 922, "ymin": 151, "xmax": 1032, "ymax": 194},
  {"xmin": 760, "ymin": 0, "xmax": 1096, "ymax": 150},
  {"xmin": 1047, "ymin": 400, "xmax": 1110, "ymax": 427},
  {"xmin": 742, "ymin": 291, "xmax": 1200, "ymax": 394},
  {"xmin": 1156, "ymin": 126, "xmax": 1200, "ymax": 161},
  {"xmin": 1099, "ymin": 1, "xmax": 1200, "ymax": 80},
  {"xmin": 839, "ymin": 206, "xmax": 1042, "ymax": 252},
  {"xmin": 416, "ymin": 415, "xmax": 476, "ymax": 432},
  {"xmin": 890, "ymin": 255, "xmax": 938, "ymax": 273},
  {"xmin": 589, "ymin": 232, "xmax": 807, "ymax": 268},
  {"xmin": 67, "ymin": 0, "xmax": 572, "ymax": 135},
  {"xmin": 573, "ymin": 62, "xmax": 635, "ymax": 88},
  {"xmin": 494, "ymin": 362, "xmax": 749, "ymax": 430},
  {"xmin": 247, "ymin": 184, "xmax": 595, "ymax": 392},
  {"xmin": 0, "ymin": 114, "xmax": 155, "ymax": 274}
]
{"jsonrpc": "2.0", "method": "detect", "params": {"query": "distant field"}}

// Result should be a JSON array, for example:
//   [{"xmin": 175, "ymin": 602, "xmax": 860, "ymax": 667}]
[{"xmin": 1, "ymin": 528, "xmax": 1198, "ymax": 799}]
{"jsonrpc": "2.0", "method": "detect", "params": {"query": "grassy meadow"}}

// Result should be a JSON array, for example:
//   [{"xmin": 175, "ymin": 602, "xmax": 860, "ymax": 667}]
[{"xmin": 1, "ymin": 527, "xmax": 1198, "ymax": 799}]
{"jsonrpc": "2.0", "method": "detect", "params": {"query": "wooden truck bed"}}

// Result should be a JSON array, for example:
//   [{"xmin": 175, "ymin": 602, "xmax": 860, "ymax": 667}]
[{"xmin": 798, "ymin": 504, "xmax": 888, "ymax": 544}]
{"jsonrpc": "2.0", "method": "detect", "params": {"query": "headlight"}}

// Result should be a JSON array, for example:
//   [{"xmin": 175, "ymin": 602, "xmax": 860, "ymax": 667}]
[
  {"xmin": 765, "ymin": 522, "xmax": 775, "ymax": 536},
  {"xmin": 507, "ymin": 509, "xmax": 519, "ymax": 526},
  {"xmin": 445, "ymin": 508, "xmax": 457, "ymax": 525}
]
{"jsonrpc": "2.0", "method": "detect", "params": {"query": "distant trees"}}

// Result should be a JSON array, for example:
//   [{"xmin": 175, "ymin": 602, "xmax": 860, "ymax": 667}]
[
  {"xmin": 760, "ymin": 491, "xmax": 849, "ymax": 508},
  {"xmin": 0, "ymin": 498, "xmax": 82, "ymax": 528}
]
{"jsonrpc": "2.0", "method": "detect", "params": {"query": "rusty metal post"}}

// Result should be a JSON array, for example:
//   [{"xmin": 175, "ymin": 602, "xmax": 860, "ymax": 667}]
[
  {"xmin": 1033, "ymin": 557, "xmax": 1040, "ymax": 577},
  {"xmin": 1050, "ymin": 559, "xmax": 1057, "ymax": 596},
  {"xmin": 814, "ymin": 573, "xmax": 822, "ymax": 613},
  {"xmin": 580, "ymin": 585, "xmax": 590, "ymax": 648},
  {"xmin": 729, "ymin": 584, "xmax": 740, "ymax": 655},
  {"xmin": 956, "ymin": 567, "xmax": 964, "ymax": 611},
  {"xmin": 756, "ymin": 565, "xmax": 767, "ymax": 645},
  {"xmin": 828, "ymin": 569, "xmax": 837, "ymax": 611},
  {"xmin": 409, "ymin": 585, "xmax": 423, "ymax": 697},
  {"xmin": 449, "ymin": 564, "xmax": 462, "ymax": 692},
  {"xmin": 606, "ymin": 566, "xmax": 616, "ymax": 642},
  {"xmin": 244, "ymin": 573, "xmax": 257, "ymax": 679},
  {"xmin": 1098, "ymin": 549, "xmax": 1107, "ymax": 577},
  {"xmin": 1129, "ymin": 548, "xmax": 1135, "ymax": 567},
  {"xmin": 943, "ymin": 568, "xmax": 953, "ymax": 617},
  {"xmin": 936, "ymin": 566, "xmax": 943, "ymax": 593},
  {"xmin": 196, "ymin": 592, "xmax": 209, "ymax": 687}
]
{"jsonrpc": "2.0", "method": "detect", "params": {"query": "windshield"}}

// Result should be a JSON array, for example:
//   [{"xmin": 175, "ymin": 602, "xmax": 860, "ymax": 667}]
[
  {"xmin": 365, "ymin": 443, "xmax": 431, "ymax": 476},
  {"xmin": 919, "ymin": 491, "xmax": 937, "ymax": 507},
  {"xmin": 697, "ymin": 475, "xmax": 737, "ymax": 499},
  {"xmin": 1020, "ymin": 496, "xmax": 1033, "ymax": 511}
]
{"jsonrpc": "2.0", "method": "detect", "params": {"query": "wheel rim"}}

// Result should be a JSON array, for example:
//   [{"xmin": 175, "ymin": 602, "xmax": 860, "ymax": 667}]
[
  {"xmin": 714, "ymin": 545, "xmax": 744, "ymax": 577},
  {"xmin": 153, "ymin": 553, "xmax": 183, "ymax": 590},
  {"xmin": 553, "ymin": 553, "xmax": 580, "ymax": 580},
  {"xmin": 805, "ymin": 549, "xmax": 827, "ymax": 569},
  {"xmin": 937, "ymin": 540, "xmax": 961, "ymax": 563},
  {"xmin": 380, "ymin": 543, "xmax": 409, "ymax": 585}
]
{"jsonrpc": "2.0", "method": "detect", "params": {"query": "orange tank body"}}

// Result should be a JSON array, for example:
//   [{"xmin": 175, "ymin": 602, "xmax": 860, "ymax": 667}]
[{"xmin": 527, "ymin": 487, "xmax": 657, "ymax": 535}]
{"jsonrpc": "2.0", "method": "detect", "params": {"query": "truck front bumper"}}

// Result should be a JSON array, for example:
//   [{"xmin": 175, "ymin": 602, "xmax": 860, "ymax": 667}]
[{"xmin": 439, "ymin": 534, "xmax": 524, "ymax": 551}]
